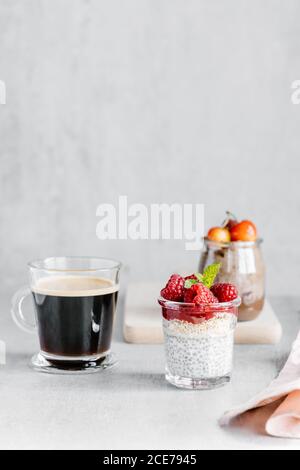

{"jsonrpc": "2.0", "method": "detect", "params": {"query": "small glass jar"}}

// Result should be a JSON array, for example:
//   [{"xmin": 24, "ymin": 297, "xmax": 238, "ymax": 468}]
[
  {"xmin": 158, "ymin": 297, "xmax": 241, "ymax": 390},
  {"xmin": 199, "ymin": 239, "xmax": 265, "ymax": 321}
]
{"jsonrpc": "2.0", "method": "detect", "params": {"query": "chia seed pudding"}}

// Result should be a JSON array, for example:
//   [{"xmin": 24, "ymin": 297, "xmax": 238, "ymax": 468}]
[
  {"xmin": 163, "ymin": 314, "xmax": 236, "ymax": 380},
  {"xmin": 159, "ymin": 296, "xmax": 240, "ymax": 389},
  {"xmin": 159, "ymin": 266, "xmax": 240, "ymax": 389},
  {"xmin": 199, "ymin": 239, "xmax": 265, "ymax": 321}
]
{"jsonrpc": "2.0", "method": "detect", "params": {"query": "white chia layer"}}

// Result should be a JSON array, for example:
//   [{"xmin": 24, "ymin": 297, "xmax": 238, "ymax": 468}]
[{"xmin": 163, "ymin": 315, "xmax": 236, "ymax": 379}]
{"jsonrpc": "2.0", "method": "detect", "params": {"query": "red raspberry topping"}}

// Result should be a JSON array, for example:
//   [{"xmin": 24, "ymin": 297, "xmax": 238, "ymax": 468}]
[
  {"xmin": 184, "ymin": 274, "xmax": 198, "ymax": 281},
  {"xmin": 184, "ymin": 283, "xmax": 218, "ymax": 304},
  {"xmin": 210, "ymin": 283, "xmax": 238, "ymax": 302},
  {"xmin": 160, "ymin": 274, "xmax": 184, "ymax": 302},
  {"xmin": 183, "ymin": 284, "xmax": 201, "ymax": 303}
]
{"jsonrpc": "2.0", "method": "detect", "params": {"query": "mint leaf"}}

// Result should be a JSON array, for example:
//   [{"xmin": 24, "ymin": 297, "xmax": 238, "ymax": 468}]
[
  {"xmin": 195, "ymin": 273, "xmax": 203, "ymax": 282},
  {"xmin": 201, "ymin": 263, "xmax": 221, "ymax": 288},
  {"xmin": 184, "ymin": 279, "xmax": 198, "ymax": 289}
]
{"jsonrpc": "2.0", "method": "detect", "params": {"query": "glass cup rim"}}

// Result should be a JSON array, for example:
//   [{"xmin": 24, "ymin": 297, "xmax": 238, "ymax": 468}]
[
  {"xmin": 204, "ymin": 237, "xmax": 263, "ymax": 249},
  {"xmin": 28, "ymin": 256, "xmax": 122, "ymax": 272},
  {"xmin": 158, "ymin": 295, "xmax": 241, "ymax": 311}
]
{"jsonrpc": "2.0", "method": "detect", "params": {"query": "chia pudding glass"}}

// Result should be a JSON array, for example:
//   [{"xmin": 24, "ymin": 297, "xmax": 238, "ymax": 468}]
[
  {"xmin": 199, "ymin": 239, "xmax": 265, "ymax": 321},
  {"xmin": 158, "ymin": 296, "xmax": 241, "ymax": 390}
]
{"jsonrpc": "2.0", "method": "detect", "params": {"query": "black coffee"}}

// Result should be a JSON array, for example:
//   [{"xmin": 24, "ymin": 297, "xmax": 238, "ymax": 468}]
[{"xmin": 32, "ymin": 276, "xmax": 118, "ymax": 359}]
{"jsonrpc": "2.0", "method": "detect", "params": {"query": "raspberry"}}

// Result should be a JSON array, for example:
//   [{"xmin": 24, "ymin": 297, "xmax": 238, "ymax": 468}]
[
  {"xmin": 210, "ymin": 283, "xmax": 238, "ymax": 302},
  {"xmin": 184, "ymin": 283, "xmax": 218, "ymax": 304},
  {"xmin": 183, "ymin": 284, "xmax": 201, "ymax": 303},
  {"xmin": 184, "ymin": 274, "xmax": 198, "ymax": 281},
  {"xmin": 160, "ymin": 274, "xmax": 184, "ymax": 301}
]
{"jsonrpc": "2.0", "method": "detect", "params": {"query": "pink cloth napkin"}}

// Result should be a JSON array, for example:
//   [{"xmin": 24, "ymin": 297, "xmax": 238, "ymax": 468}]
[{"xmin": 220, "ymin": 331, "xmax": 300, "ymax": 438}]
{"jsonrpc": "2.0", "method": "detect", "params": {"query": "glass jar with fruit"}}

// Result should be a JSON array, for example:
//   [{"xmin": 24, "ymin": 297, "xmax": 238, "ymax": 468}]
[
  {"xmin": 158, "ymin": 265, "xmax": 241, "ymax": 390},
  {"xmin": 199, "ymin": 212, "xmax": 265, "ymax": 321}
]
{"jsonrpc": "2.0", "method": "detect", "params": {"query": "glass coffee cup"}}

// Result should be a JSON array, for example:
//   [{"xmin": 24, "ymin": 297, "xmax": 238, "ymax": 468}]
[
  {"xmin": 199, "ymin": 239, "xmax": 265, "ymax": 321},
  {"xmin": 11, "ymin": 257, "xmax": 121, "ymax": 373}
]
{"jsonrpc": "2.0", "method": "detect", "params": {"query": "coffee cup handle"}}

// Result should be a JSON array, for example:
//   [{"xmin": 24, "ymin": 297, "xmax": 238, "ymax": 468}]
[{"xmin": 11, "ymin": 286, "xmax": 36, "ymax": 334}]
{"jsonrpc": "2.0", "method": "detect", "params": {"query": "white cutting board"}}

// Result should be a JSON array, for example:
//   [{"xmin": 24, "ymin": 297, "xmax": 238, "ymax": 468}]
[{"xmin": 123, "ymin": 282, "xmax": 282, "ymax": 345}]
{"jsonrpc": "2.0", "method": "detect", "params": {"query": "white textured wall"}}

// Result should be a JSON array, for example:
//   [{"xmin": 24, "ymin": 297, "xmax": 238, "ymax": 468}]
[{"xmin": 0, "ymin": 0, "xmax": 300, "ymax": 294}]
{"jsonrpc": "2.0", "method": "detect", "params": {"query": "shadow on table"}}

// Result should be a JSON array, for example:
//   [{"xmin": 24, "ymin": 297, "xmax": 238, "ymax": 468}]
[
  {"xmin": 4, "ymin": 351, "xmax": 32, "ymax": 368},
  {"xmin": 4, "ymin": 352, "xmax": 170, "ymax": 392},
  {"xmin": 100, "ymin": 370, "xmax": 169, "ymax": 392}
]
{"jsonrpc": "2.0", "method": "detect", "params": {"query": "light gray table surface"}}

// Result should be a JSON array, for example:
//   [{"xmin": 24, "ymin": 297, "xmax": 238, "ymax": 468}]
[{"xmin": 0, "ymin": 292, "xmax": 300, "ymax": 450}]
